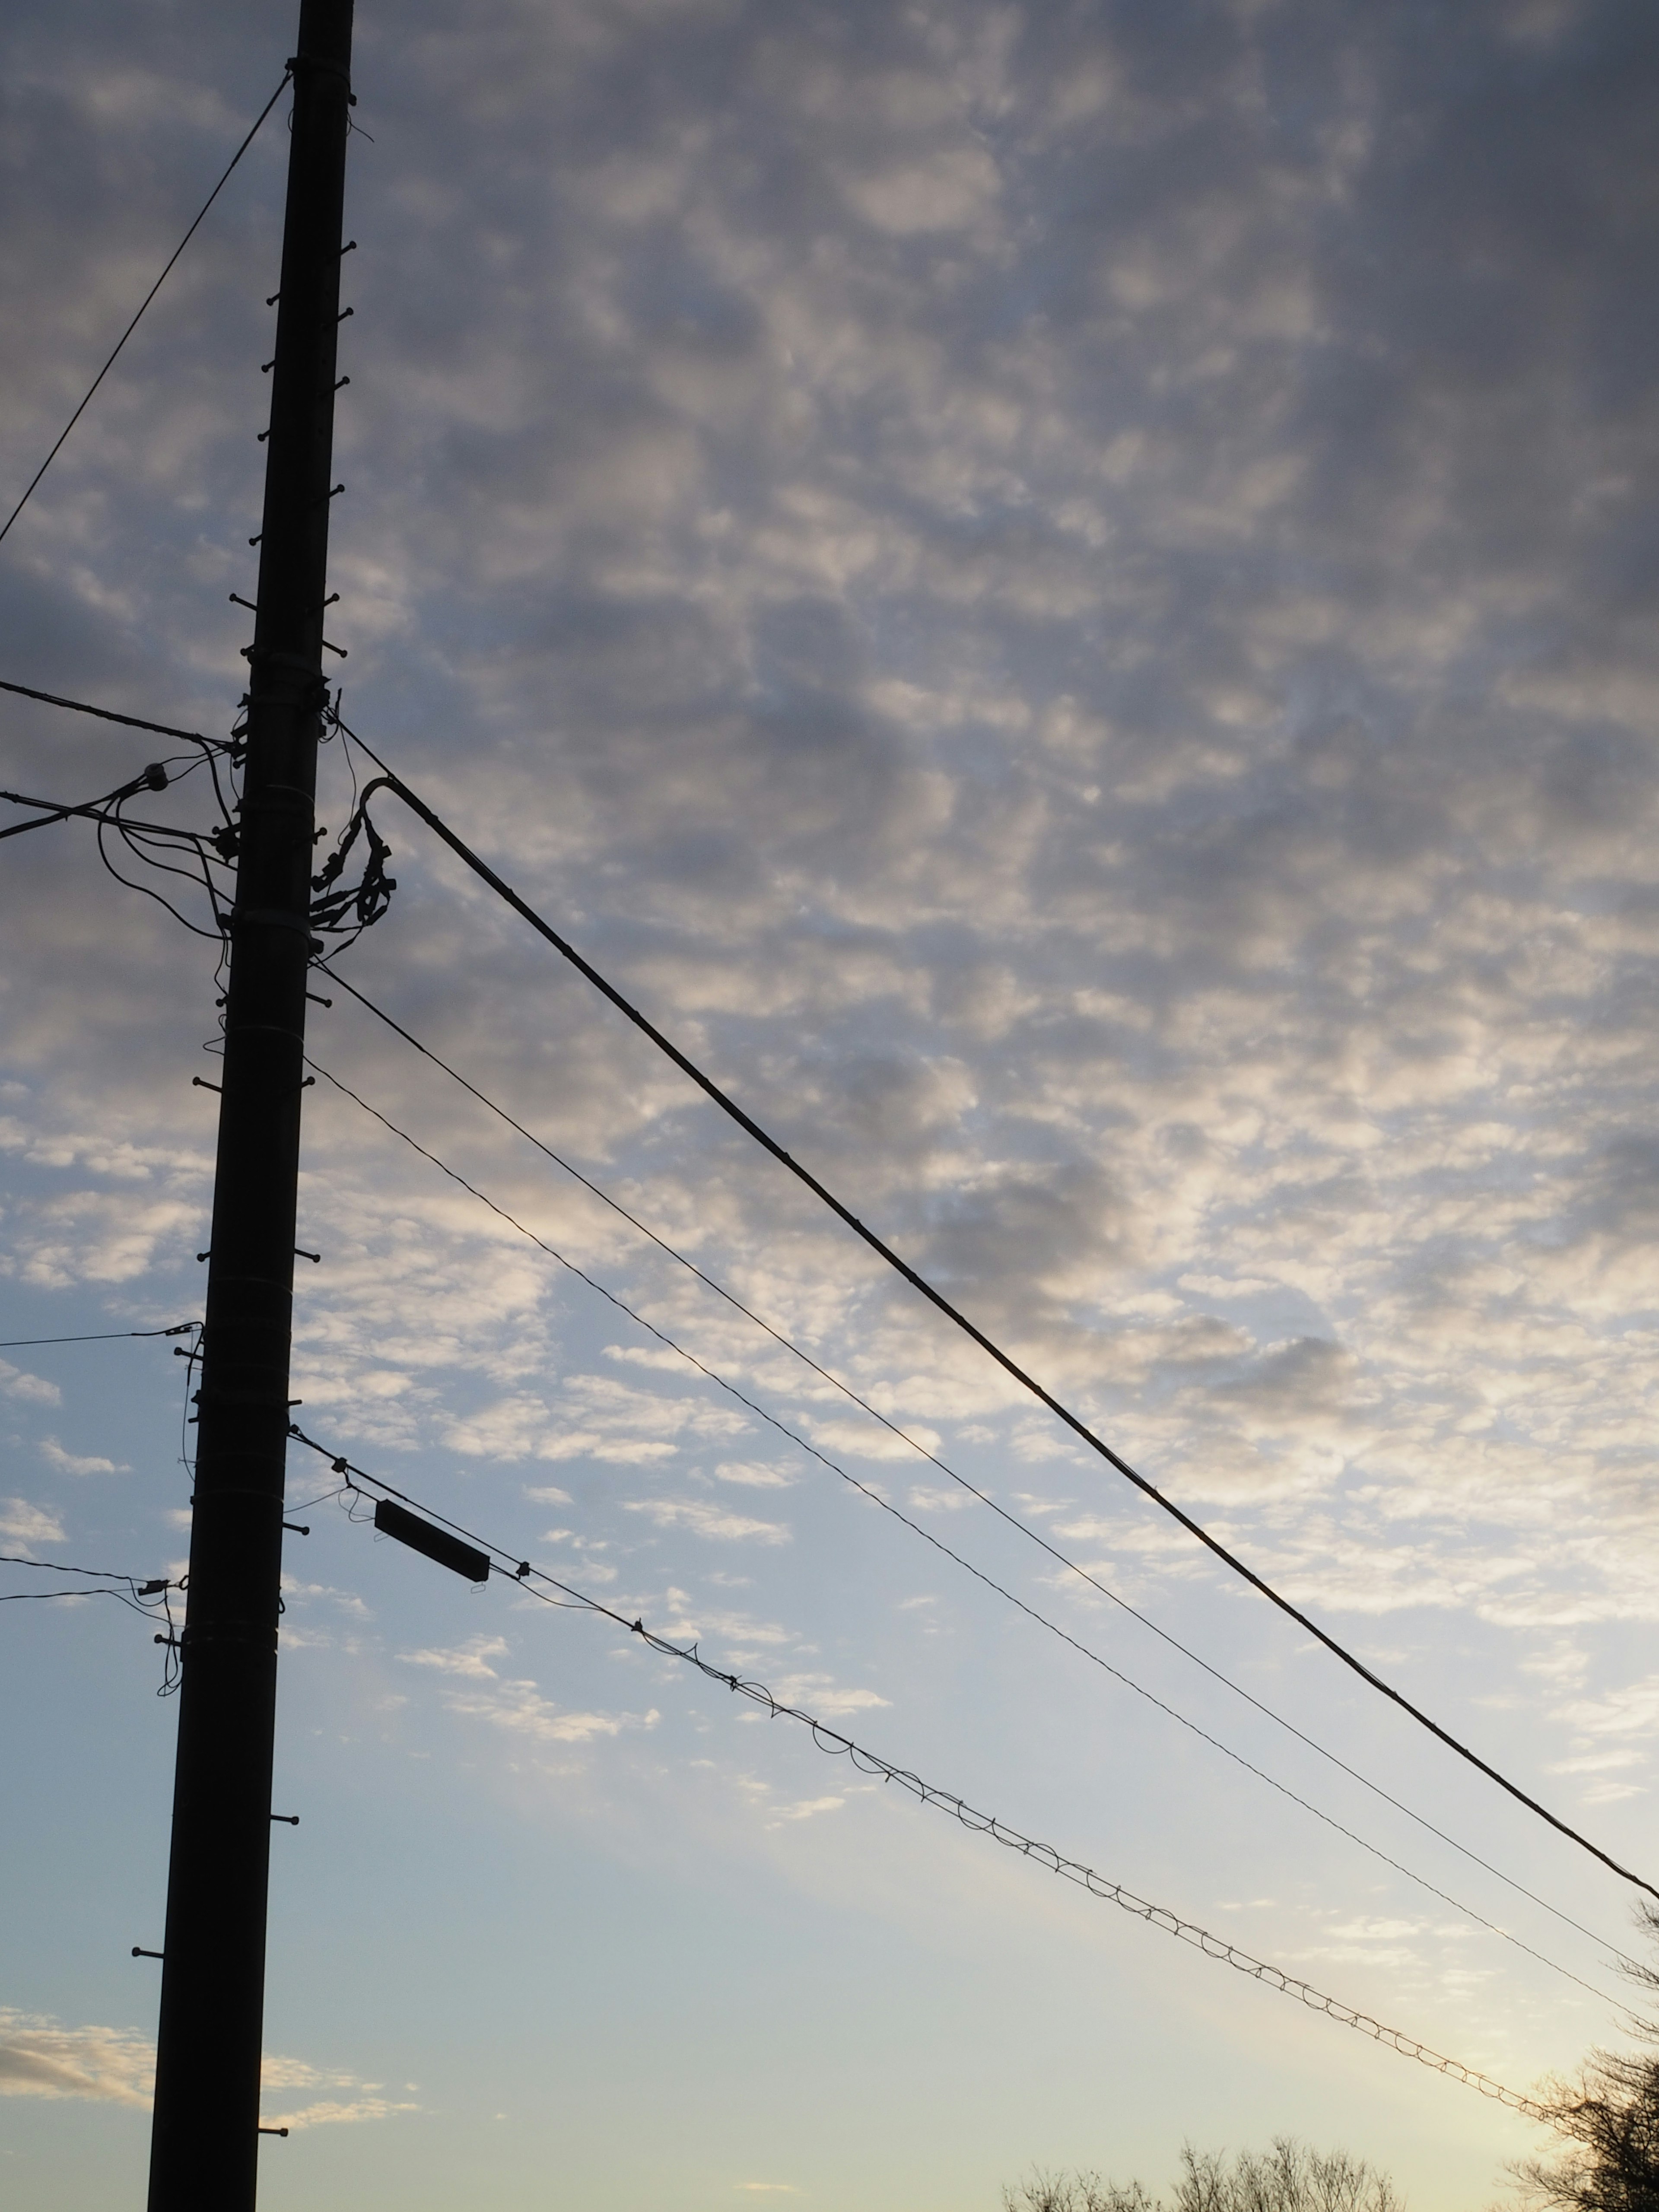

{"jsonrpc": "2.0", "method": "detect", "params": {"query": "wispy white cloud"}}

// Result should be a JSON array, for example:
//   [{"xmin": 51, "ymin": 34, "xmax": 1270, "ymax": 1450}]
[
  {"xmin": 38, "ymin": 1437, "xmax": 128, "ymax": 1476},
  {"xmin": 4, "ymin": 0, "xmax": 1659, "ymax": 2179},
  {"xmin": 714, "ymin": 1459, "xmax": 799, "ymax": 1490},
  {"xmin": 399, "ymin": 1635, "xmax": 659, "ymax": 1745},
  {"xmin": 0, "ymin": 1496, "xmax": 64, "ymax": 1545},
  {"xmin": 400, "ymin": 1634, "xmax": 510, "ymax": 1681},
  {"xmin": 624, "ymin": 1496, "xmax": 792, "ymax": 1545},
  {"xmin": 0, "ymin": 1360, "xmax": 60, "ymax": 1407},
  {"xmin": 0, "ymin": 2011, "xmax": 410, "ymax": 2132},
  {"xmin": 0, "ymin": 2011, "xmax": 153, "ymax": 2107}
]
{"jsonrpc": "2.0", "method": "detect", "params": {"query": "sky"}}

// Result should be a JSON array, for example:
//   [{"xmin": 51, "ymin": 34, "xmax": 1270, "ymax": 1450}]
[{"xmin": 3, "ymin": 1, "xmax": 1659, "ymax": 2207}]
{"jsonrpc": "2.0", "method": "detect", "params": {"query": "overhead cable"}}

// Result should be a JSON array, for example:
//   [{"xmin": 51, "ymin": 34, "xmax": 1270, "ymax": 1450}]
[
  {"xmin": 0, "ymin": 70, "xmax": 293, "ymax": 547},
  {"xmin": 0, "ymin": 713, "xmax": 391, "ymax": 954},
  {"xmin": 299, "ymin": 1059, "xmax": 1621, "ymax": 2001},
  {"xmin": 0, "ymin": 1554, "xmax": 181, "ymax": 1687},
  {"xmin": 0, "ymin": 678, "xmax": 227, "ymax": 751},
  {"xmin": 315, "ymin": 961, "xmax": 1619, "ymax": 1957},
  {"xmin": 331, "ymin": 721, "xmax": 1659, "ymax": 1905},
  {"xmin": 2, "ymin": 765, "xmax": 176, "ymax": 843},
  {"xmin": 0, "ymin": 1323, "xmax": 197, "ymax": 1348},
  {"xmin": 311, "ymin": 1443, "xmax": 1547, "ymax": 2120}
]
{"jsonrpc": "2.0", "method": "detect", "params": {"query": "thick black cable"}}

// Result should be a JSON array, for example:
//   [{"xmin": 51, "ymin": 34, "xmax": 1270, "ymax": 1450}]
[
  {"xmin": 2, "ymin": 724, "xmax": 384, "ymax": 950},
  {"xmin": 0, "ymin": 72, "xmax": 292, "ymax": 547},
  {"xmin": 0, "ymin": 678, "xmax": 229, "ymax": 751},
  {"xmin": 93, "ymin": 803, "xmax": 229, "ymax": 943},
  {"xmin": 0, "ymin": 1554, "xmax": 179, "ymax": 1654},
  {"xmin": 0, "ymin": 705, "xmax": 243, "ymax": 938},
  {"xmin": 315, "ymin": 962, "xmax": 1619, "ymax": 1955},
  {"xmin": 296, "ymin": 1063, "xmax": 1622, "ymax": 2000},
  {"xmin": 0, "ymin": 1324, "xmax": 196, "ymax": 1348},
  {"xmin": 315, "ymin": 1447, "xmax": 1545, "ymax": 2119},
  {"xmin": 1, "ymin": 769, "xmax": 178, "ymax": 842},
  {"xmin": 334, "ymin": 725, "xmax": 1659, "ymax": 1905},
  {"xmin": 0, "ymin": 1553, "xmax": 171, "ymax": 1583}
]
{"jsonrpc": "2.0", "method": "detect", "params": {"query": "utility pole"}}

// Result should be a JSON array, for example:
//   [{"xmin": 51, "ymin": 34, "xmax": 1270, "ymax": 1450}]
[{"xmin": 147, "ymin": 6, "xmax": 354, "ymax": 2206}]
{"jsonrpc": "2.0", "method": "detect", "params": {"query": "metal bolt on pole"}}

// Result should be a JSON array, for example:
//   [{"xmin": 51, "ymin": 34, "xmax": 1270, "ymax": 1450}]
[{"xmin": 146, "ymin": 6, "xmax": 354, "ymax": 2205}]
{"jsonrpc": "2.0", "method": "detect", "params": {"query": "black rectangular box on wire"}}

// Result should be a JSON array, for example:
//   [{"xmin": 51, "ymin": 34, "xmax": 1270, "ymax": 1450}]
[{"xmin": 372, "ymin": 1497, "xmax": 491, "ymax": 1584}]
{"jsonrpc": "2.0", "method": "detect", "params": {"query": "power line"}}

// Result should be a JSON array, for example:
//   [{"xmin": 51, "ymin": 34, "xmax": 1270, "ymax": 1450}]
[
  {"xmin": 12, "ymin": 671, "xmax": 1642, "ymax": 1914},
  {"xmin": 326, "ymin": 722, "xmax": 1659, "ymax": 1907},
  {"xmin": 0, "ymin": 72, "xmax": 293, "ymax": 548},
  {"xmin": 0, "ymin": 1552, "xmax": 173, "ymax": 1586},
  {"xmin": 315, "ymin": 961, "xmax": 1621, "ymax": 1958},
  {"xmin": 298, "ymin": 1058, "xmax": 1622, "ymax": 2002},
  {"xmin": 2, "ymin": 766, "xmax": 181, "ymax": 843},
  {"xmin": 314, "ymin": 1443, "xmax": 1548, "ymax": 2120},
  {"xmin": 16, "ymin": 681, "xmax": 1646, "ymax": 1901},
  {"xmin": 0, "ymin": 1555, "xmax": 181, "ymax": 1681},
  {"xmin": 0, "ymin": 677, "xmax": 226, "ymax": 750},
  {"xmin": 0, "ymin": 748, "xmax": 248, "ymax": 943},
  {"xmin": 0, "ymin": 695, "xmax": 394, "ymax": 956},
  {"xmin": 0, "ymin": 1323, "xmax": 197, "ymax": 1348}
]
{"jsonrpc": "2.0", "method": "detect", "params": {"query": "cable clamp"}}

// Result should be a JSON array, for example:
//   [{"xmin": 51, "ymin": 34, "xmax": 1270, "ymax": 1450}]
[
  {"xmin": 286, "ymin": 51, "xmax": 356, "ymax": 102},
  {"xmin": 231, "ymin": 906, "xmax": 326, "ymax": 953},
  {"xmin": 240, "ymin": 647, "xmax": 330, "ymax": 704},
  {"xmin": 178, "ymin": 1621, "xmax": 280, "ymax": 1654}
]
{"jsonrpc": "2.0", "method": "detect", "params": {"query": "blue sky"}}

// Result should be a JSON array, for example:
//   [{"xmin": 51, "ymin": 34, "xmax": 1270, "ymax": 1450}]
[{"xmin": 4, "ymin": 3, "xmax": 1659, "ymax": 2207}]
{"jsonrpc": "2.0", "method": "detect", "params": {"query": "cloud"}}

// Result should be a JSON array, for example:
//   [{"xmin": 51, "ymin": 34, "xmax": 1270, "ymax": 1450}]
[
  {"xmin": 260, "ymin": 2094, "xmax": 421, "ymax": 2132},
  {"xmin": 399, "ymin": 1636, "xmax": 659, "ymax": 1745},
  {"xmin": 400, "ymin": 1634, "xmax": 510, "ymax": 1681},
  {"xmin": 770, "ymin": 1794, "xmax": 845, "ymax": 1823},
  {"xmin": 760, "ymin": 1674, "xmax": 890, "ymax": 1721},
  {"xmin": 443, "ymin": 1376, "xmax": 747, "ymax": 1465},
  {"xmin": 6, "ymin": 0, "xmax": 1659, "ymax": 2136},
  {"xmin": 1557, "ymin": 1675, "xmax": 1659, "ymax": 1747},
  {"xmin": 0, "ymin": 2011, "xmax": 408, "ymax": 2130},
  {"xmin": 442, "ymin": 1679, "xmax": 661, "ymax": 1748},
  {"xmin": 624, "ymin": 1496, "xmax": 791, "ymax": 1545},
  {"xmin": 654, "ymin": 1590, "xmax": 798, "ymax": 1653},
  {"xmin": 0, "ymin": 1497, "xmax": 64, "ymax": 1545},
  {"xmin": 0, "ymin": 1360, "xmax": 60, "ymax": 1406},
  {"xmin": 38, "ymin": 1437, "xmax": 128, "ymax": 1476},
  {"xmin": 801, "ymin": 1417, "xmax": 942, "ymax": 1463},
  {"xmin": 0, "ymin": 2011, "xmax": 153, "ymax": 2107},
  {"xmin": 714, "ymin": 1459, "xmax": 799, "ymax": 1490},
  {"xmin": 906, "ymin": 1483, "xmax": 974, "ymax": 1514}
]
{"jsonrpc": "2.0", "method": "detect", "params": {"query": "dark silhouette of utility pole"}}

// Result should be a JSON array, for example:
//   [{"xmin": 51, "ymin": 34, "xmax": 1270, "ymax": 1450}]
[{"xmin": 147, "ymin": 6, "xmax": 354, "ymax": 2203}]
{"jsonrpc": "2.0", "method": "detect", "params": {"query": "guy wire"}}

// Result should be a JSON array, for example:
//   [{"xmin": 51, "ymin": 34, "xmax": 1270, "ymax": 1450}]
[{"xmin": 0, "ymin": 71, "xmax": 293, "ymax": 546}]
